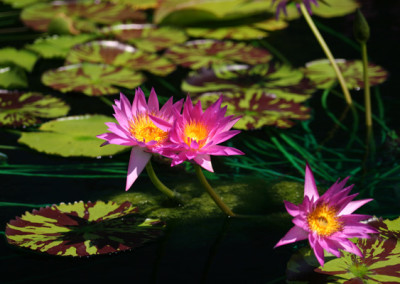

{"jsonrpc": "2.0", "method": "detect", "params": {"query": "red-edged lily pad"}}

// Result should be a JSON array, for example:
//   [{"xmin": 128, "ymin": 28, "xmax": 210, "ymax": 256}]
[
  {"xmin": 185, "ymin": 26, "xmax": 269, "ymax": 40},
  {"xmin": 66, "ymin": 40, "xmax": 176, "ymax": 76},
  {"xmin": 0, "ymin": 90, "xmax": 70, "ymax": 127},
  {"xmin": 6, "ymin": 201, "xmax": 165, "ymax": 256},
  {"xmin": 182, "ymin": 64, "xmax": 316, "ymax": 103},
  {"xmin": 41, "ymin": 63, "xmax": 146, "ymax": 96},
  {"xmin": 195, "ymin": 91, "xmax": 310, "ymax": 129},
  {"xmin": 165, "ymin": 39, "xmax": 272, "ymax": 70},
  {"xmin": 303, "ymin": 59, "xmax": 389, "ymax": 90},
  {"xmin": 21, "ymin": 1, "xmax": 146, "ymax": 33},
  {"xmin": 101, "ymin": 24, "xmax": 188, "ymax": 52}
]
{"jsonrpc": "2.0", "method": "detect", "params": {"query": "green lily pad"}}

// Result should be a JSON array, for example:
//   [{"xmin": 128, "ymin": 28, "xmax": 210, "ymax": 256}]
[
  {"xmin": 0, "ymin": 66, "xmax": 28, "ymax": 89},
  {"xmin": 25, "ymin": 34, "xmax": 97, "ymax": 59},
  {"xmin": 252, "ymin": 18, "xmax": 289, "ymax": 31},
  {"xmin": 195, "ymin": 91, "xmax": 310, "ymax": 130},
  {"xmin": 18, "ymin": 114, "xmax": 129, "ymax": 157},
  {"xmin": 65, "ymin": 40, "xmax": 176, "ymax": 76},
  {"xmin": 182, "ymin": 63, "xmax": 316, "ymax": 103},
  {"xmin": 21, "ymin": 1, "xmax": 146, "ymax": 33},
  {"xmin": 0, "ymin": 48, "xmax": 38, "ymax": 72},
  {"xmin": 101, "ymin": 24, "xmax": 188, "ymax": 52},
  {"xmin": 185, "ymin": 25, "xmax": 269, "ymax": 40},
  {"xmin": 41, "ymin": 63, "xmax": 145, "ymax": 96},
  {"xmin": 316, "ymin": 217, "xmax": 400, "ymax": 283},
  {"xmin": 303, "ymin": 59, "xmax": 389, "ymax": 90},
  {"xmin": 111, "ymin": 0, "xmax": 158, "ymax": 9},
  {"xmin": 312, "ymin": 0, "xmax": 360, "ymax": 18},
  {"xmin": 6, "ymin": 200, "xmax": 164, "ymax": 256},
  {"xmin": 0, "ymin": 0, "xmax": 49, "ymax": 8},
  {"xmin": 165, "ymin": 39, "xmax": 272, "ymax": 70},
  {"xmin": 0, "ymin": 90, "xmax": 70, "ymax": 127}
]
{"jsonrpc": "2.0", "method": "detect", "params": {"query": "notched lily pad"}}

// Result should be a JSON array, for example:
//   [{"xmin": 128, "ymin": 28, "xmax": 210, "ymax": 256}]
[
  {"xmin": 185, "ymin": 25, "xmax": 269, "ymax": 40},
  {"xmin": 6, "ymin": 200, "xmax": 164, "ymax": 256},
  {"xmin": 41, "ymin": 63, "xmax": 145, "ymax": 96},
  {"xmin": 303, "ymin": 59, "xmax": 389, "ymax": 90},
  {"xmin": 165, "ymin": 39, "xmax": 272, "ymax": 70},
  {"xmin": 0, "ymin": 90, "xmax": 70, "ymax": 127},
  {"xmin": 66, "ymin": 40, "xmax": 176, "ymax": 76},
  {"xmin": 195, "ymin": 91, "xmax": 310, "ymax": 130},
  {"xmin": 0, "ymin": 66, "xmax": 28, "ymax": 89},
  {"xmin": 0, "ymin": 48, "xmax": 38, "ymax": 72},
  {"xmin": 18, "ymin": 114, "xmax": 129, "ymax": 157}
]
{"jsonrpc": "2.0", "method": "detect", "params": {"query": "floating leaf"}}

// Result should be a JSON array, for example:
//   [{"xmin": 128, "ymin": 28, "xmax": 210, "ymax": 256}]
[
  {"xmin": 102, "ymin": 24, "xmax": 187, "ymax": 52},
  {"xmin": 303, "ymin": 59, "xmax": 389, "ymax": 90},
  {"xmin": 0, "ymin": 48, "xmax": 38, "ymax": 72},
  {"xmin": 185, "ymin": 26, "xmax": 269, "ymax": 40},
  {"xmin": 21, "ymin": 1, "xmax": 146, "ymax": 33},
  {"xmin": 0, "ymin": 0, "xmax": 48, "ymax": 8},
  {"xmin": 195, "ymin": 91, "xmax": 310, "ymax": 130},
  {"xmin": 182, "ymin": 64, "xmax": 316, "ymax": 103},
  {"xmin": 0, "ymin": 66, "xmax": 28, "ymax": 89},
  {"xmin": 41, "ymin": 63, "xmax": 145, "ymax": 96},
  {"xmin": 6, "ymin": 201, "xmax": 164, "ymax": 256},
  {"xmin": 0, "ymin": 90, "xmax": 70, "ymax": 127},
  {"xmin": 66, "ymin": 40, "xmax": 176, "ymax": 76},
  {"xmin": 165, "ymin": 39, "xmax": 272, "ymax": 70},
  {"xmin": 312, "ymin": 0, "xmax": 360, "ymax": 18},
  {"xmin": 25, "ymin": 34, "xmax": 97, "ymax": 59},
  {"xmin": 18, "ymin": 114, "xmax": 129, "ymax": 157},
  {"xmin": 252, "ymin": 18, "xmax": 289, "ymax": 31},
  {"xmin": 109, "ymin": 0, "xmax": 158, "ymax": 10},
  {"xmin": 316, "ymin": 217, "xmax": 400, "ymax": 283}
]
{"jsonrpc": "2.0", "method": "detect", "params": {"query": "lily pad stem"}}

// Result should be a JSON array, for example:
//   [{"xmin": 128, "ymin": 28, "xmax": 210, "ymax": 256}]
[
  {"xmin": 299, "ymin": 2, "xmax": 352, "ymax": 105},
  {"xmin": 194, "ymin": 164, "xmax": 235, "ymax": 217}
]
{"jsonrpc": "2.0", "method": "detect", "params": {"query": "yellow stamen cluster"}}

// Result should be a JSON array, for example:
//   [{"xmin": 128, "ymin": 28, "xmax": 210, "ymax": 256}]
[
  {"xmin": 307, "ymin": 203, "xmax": 343, "ymax": 236},
  {"xmin": 129, "ymin": 113, "xmax": 168, "ymax": 145},
  {"xmin": 183, "ymin": 120, "xmax": 209, "ymax": 148}
]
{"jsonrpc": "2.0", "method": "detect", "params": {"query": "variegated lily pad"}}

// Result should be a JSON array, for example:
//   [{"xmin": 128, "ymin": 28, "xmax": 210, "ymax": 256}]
[
  {"xmin": 66, "ymin": 40, "xmax": 176, "ymax": 76},
  {"xmin": 303, "ymin": 59, "xmax": 389, "ymax": 90},
  {"xmin": 0, "ymin": 66, "xmax": 28, "ymax": 89},
  {"xmin": 0, "ymin": 90, "xmax": 70, "ymax": 127},
  {"xmin": 101, "ymin": 24, "xmax": 187, "ymax": 52},
  {"xmin": 21, "ymin": 1, "xmax": 146, "ymax": 33},
  {"xmin": 165, "ymin": 40, "xmax": 272, "ymax": 69},
  {"xmin": 185, "ymin": 26, "xmax": 269, "ymax": 40},
  {"xmin": 41, "ymin": 63, "xmax": 145, "ymax": 96},
  {"xmin": 316, "ymin": 217, "xmax": 400, "ymax": 283},
  {"xmin": 111, "ymin": 0, "xmax": 158, "ymax": 10},
  {"xmin": 0, "ymin": 48, "xmax": 38, "ymax": 72},
  {"xmin": 195, "ymin": 91, "xmax": 310, "ymax": 129},
  {"xmin": 25, "ymin": 34, "xmax": 98, "ymax": 59},
  {"xmin": 18, "ymin": 115, "xmax": 129, "ymax": 157},
  {"xmin": 6, "ymin": 201, "xmax": 164, "ymax": 256},
  {"xmin": 182, "ymin": 64, "xmax": 316, "ymax": 103}
]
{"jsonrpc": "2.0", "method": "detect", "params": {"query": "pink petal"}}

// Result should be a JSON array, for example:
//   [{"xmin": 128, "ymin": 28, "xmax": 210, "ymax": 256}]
[
  {"xmin": 284, "ymin": 200, "xmax": 300, "ymax": 217},
  {"xmin": 304, "ymin": 162, "xmax": 319, "ymax": 201},
  {"xmin": 309, "ymin": 235, "xmax": 325, "ymax": 266},
  {"xmin": 274, "ymin": 226, "xmax": 308, "ymax": 248},
  {"xmin": 193, "ymin": 154, "xmax": 214, "ymax": 172},
  {"xmin": 97, "ymin": 132, "xmax": 134, "ymax": 146},
  {"xmin": 211, "ymin": 130, "xmax": 241, "ymax": 144},
  {"xmin": 338, "ymin": 198, "xmax": 373, "ymax": 216},
  {"xmin": 132, "ymin": 88, "xmax": 148, "ymax": 116},
  {"xmin": 125, "ymin": 147, "xmax": 152, "ymax": 191},
  {"xmin": 149, "ymin": 114, "xmax": 172, "ymax": 132},
  {"xmin": 148, "ymin": 87, "xmax": 159, "ymax": 112},
  {"xmin": 119, "ymin": 92, "xmax": 133, "ymax": 121},
  {"xmin": 206, "ymin": 145, "xmax": 244, "ymax": 156}
]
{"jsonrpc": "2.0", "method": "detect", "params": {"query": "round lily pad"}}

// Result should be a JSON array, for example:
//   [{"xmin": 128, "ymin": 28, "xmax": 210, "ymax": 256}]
[
  {"xmin": 0, "ymin": 90, "xmax": 70, "ymax": 127},
  {"xmin": 195, "ymin": 91, "xmax": 310, "ymax": 130},
  {"xmin": 0, "ymin": 0, "xmax": 48, "ymax": 8},
  {"xmin": 18, "ymin": 114, "xmax": 129, "ymax": 157},
  {"xmin": 101, "ymin": 24, "xmax": 188, "ymax": 52},
  {"xmin": 182, "ymin": 63, "xmax": 316, "ymax": 103},
  {"xmin": 6, "ymin": 200, "xmax": 165, "ymax": 257},
  {"xmin": 0, "ymin": 66, "xmax": 28, "ymax": 89},
  {"xmin": 65, "ymin": 40, "xmax": 176, "ymax": 76},
  {"xmin": 41, "ymin": 63, "xmax": 146, "ymax": 96},
  {"xmin": 165, "ymin": 39, "xmax": 272, "ymax": 70},
  {"xmin": 0, "ymin": 48, "xmax": 38, "ymax": 72},
  {"xmin": 185, "ymin": 25, "xmax": 269, "ymax": 40},
  {"xmin": 303, "ymin": 59, "xmax": 389, "ymax": 90},
  {"xmin": 311, "ymin": 0, "xmax": 360, "ymax": 18}
]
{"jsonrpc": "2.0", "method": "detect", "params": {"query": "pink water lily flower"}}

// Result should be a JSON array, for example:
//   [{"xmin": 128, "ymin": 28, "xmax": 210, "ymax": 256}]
[
  {"xmin": 151, "ymin": 95, "xmax": 244, "ymax": 172},
  {"xmin": 97, "ymin": 88, "xmax": 183, "ymax": 191},
  {"xmin": 274, "ymin": 163, "xmax": 378, "ymax": 266}
]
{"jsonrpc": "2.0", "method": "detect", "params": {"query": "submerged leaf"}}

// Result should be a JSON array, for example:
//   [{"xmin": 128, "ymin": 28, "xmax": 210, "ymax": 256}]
[{"xmin": 6, "ymin": 201, "xmax": 164, "ymax": 256}]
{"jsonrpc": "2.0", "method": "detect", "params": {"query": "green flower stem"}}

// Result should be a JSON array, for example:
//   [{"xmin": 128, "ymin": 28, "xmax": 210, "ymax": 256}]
[
  {"xmin": 194, "ymin": 164, "xmax": 235, "ymax": 217},
  {"xmin": 299, "ymin": 2, "xmax": 353, "ymax": 105},
  {"xmin": 361, "ymin": 43, "xmax": 372, "ymax": 127},
  {"xmin": 0, "ymin": 145, "xmax": 19, "ymax": 150},
  {"xmin": 145, "ymin": 160, "xmax": 183, "ymax": 204}
]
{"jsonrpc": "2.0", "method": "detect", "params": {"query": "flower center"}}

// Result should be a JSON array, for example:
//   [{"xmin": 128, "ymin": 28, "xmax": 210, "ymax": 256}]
[
  {"xmin": 183, "ymin": 120, "xmax": 209, "ymax": 148},
  {"xmin": 129, "ymin": 113, "xmax": 168, "ymax": 145},
  {"xmin": 307, "ymin": 203, "xmax": 342, "ymax": 236}
]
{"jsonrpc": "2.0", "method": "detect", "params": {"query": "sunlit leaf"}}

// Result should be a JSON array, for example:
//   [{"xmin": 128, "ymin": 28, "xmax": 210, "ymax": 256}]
[
  {"xmin": 107, "ymin": 0, "xmax": 158, "ymax": 10},
  {"xmin": 25, "ymin": 34, "xmax": 97, "ymax": 59},
  {"xmin": 303, "ymin": 59, "xmax": 389, "ymax": 90},
  {"xmin": 252, "ymin": 18, "xmax": 289, "ymax": 31},
  {"xmin": 0, "ymin": 0, "xmax": 49, "ymax": 8},
  {"xmin": 185, "ymin": 26, "xmax": 269, "ymax": 40},
  {"xmin": 195, "ymin": 91, "xmax": 310, "ymax": 129},
  {"xmin": 312, "ymin": 0, "xmax": 360, "ymax": 18},
  {"xmin": 41, "ymin": 63, "xmax": 145, "ymax": 96},
  {"xmin": 0, "ymin": 90, "xmax": 70, "ymax": 127},
  {"xmin": 102, "ymin": 24, "xmax": 187, "ymax": 52},
  {"xmin": 18, "ymin": 115, "xmax": 129, "ymax": 157},
  {"xmin": 0, "ymin": 48, "xmax": 38, "ymax": 72},
  {"xmin": 182, "ymin": 63, "xmax": 316, "ymax": 103},
  {"xmin": 0, "ymin": 66, "xmax": 28, "ymax": 89},
  {"xmin": 6, "ymin": 200, "xmax": 164, "ymax": 256},
  {"xmin": 66, "ymin": 40, "xmax": 176, "ymax": 76}
]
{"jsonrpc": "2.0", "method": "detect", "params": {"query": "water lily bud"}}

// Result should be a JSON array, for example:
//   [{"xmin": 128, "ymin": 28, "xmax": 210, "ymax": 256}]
[{"xmin": 353, "ymin": 9, "xmax": 370, "ymax": 43}]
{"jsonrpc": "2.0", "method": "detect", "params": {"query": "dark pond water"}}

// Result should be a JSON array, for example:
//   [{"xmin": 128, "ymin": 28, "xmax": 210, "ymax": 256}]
[{"xmin": 1, "ymin": 0, "xmax": 400, "ymax": 283}]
